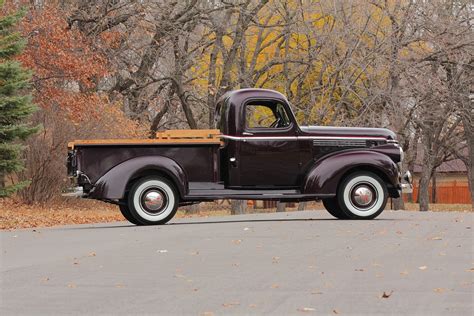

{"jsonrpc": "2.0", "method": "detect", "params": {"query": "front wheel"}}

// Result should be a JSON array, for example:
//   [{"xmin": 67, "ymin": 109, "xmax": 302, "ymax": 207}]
[
  {"xmin": 127, "ymin": 176, "xmax": 179, "ymax": 225},
  {"xmin": 118, "ymin": 202, "xmax": 140, "ymax": 225},
  {"xmin": 337, "ymin": 171, "xmax": 388, "ymax": 220},
  {"xmin": 322, "ymin": 198, "xmax": 350, "ymax": 219}
]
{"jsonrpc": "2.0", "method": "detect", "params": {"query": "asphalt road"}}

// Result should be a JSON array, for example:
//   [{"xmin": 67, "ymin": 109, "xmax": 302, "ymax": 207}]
[{"xmin": 1, "ymin": 210, "xmax": 473, "ymax": 315}]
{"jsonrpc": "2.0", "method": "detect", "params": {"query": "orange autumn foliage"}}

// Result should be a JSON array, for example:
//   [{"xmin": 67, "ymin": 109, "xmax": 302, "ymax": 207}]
[{"xmin": 18, "ymin": 6, "xmax": 116, "ymax": 121}]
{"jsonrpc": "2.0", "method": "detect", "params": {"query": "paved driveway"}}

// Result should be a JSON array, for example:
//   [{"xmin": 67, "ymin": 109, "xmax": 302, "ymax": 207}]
[{"xmin": 1, "ymin": 210, "xmax": 473, "ymax": 315}]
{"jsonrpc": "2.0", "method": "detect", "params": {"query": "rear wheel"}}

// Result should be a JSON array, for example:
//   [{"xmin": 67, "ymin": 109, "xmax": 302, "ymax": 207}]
[
  {"xmin": 127, "ymin": 176, "xmax": 179, "ymax": 225},
  {"xmin": 337, "ymin": 171, "xmax": 388, "ymax": 220},
  {"xmin": 322, "ymin": 198, "xmax": 350, "ymax": 219}
]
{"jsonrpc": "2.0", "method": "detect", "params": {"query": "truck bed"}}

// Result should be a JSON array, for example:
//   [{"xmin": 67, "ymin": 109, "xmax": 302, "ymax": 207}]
[{"xmin": 69, "ymin": 129, "xmax": 222, "ymax": 184}]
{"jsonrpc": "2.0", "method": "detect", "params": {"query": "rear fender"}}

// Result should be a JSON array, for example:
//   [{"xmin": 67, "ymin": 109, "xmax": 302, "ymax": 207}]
[
  {"xmin": 303, "ymin": 150, "xmax": 399, "ymax": 195},
  {"xmin": 89, "ymin": 156, "xmax": 188, "ymax": 200}
]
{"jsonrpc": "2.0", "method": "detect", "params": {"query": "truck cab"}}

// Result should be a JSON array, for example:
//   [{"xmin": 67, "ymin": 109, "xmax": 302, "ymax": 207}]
[{"xmin": 66, "ymin": 88, "xmax": 412, "ymax": 225}]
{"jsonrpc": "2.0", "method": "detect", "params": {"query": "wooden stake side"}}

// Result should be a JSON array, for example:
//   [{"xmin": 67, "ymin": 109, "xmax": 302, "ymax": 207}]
[{"xmin": 68, "ymin": 129, "xmax": 222, "ymax": 149}]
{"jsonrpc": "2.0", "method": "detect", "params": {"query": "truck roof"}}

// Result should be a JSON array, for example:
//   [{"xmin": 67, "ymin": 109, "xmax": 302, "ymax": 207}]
[{"xmin": 218, "ymin": 88, "xmax": 287, "ymax": 105}]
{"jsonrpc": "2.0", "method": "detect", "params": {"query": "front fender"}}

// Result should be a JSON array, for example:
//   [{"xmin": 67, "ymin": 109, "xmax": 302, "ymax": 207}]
[
  {"xmin": 89, "ymin": 156, "xmax": 188, "ymax": 200},
  {"xmin": 303, "ymin": 150, "xmax": 399, "ymax": 195}
]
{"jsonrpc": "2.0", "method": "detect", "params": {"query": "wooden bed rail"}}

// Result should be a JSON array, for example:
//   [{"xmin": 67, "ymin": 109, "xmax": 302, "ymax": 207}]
[{"xmin": 68, "ymin": 129, "xmax": 222, "ymax": 149}]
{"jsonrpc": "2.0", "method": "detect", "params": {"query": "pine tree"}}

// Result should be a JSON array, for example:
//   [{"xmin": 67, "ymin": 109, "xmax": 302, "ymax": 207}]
[{"xmin": 0, "ymin": 1, "xmax": 38, "ymax": 197}]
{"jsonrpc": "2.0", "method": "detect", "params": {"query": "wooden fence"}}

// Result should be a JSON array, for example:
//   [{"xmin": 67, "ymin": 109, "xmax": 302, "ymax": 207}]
[{"xmin": 403, "ymin": 180, "xmax": 471, "ymax": 204}]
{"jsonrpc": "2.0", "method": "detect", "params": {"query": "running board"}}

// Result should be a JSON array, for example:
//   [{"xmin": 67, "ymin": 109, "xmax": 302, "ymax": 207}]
[{"xmin": 184, "ymin": 186, "xmax": 334, "ymax": 201}]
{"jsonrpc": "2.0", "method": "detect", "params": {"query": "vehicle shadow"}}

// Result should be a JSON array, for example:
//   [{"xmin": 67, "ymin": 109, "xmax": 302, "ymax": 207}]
[
  {"xmin": 169, "ymin": 217, "xmax": 400, "ymax": 225},
  {"xmin": 170, "ymin": 218, "xmax": 336, "ymax": 225},
  {"xmin": 67, "ymin": 216, "xmax": 398, "ymax": 230}
]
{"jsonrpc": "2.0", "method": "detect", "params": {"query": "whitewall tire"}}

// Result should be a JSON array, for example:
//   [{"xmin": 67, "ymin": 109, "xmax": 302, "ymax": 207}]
[
  {"xmin": 128, "ymin": 176, "xmax": 179, "ymax": 225},
  {"xmin": 322, "ymin": 197, "xmax": 350, "ymax": 219},
  {"xmin": 337, "ymin": 171, "xmax": 388, "ymax": 219}
]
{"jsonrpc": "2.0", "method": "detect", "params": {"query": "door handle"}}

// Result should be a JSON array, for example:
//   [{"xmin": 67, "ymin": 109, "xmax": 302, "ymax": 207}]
[{"xmin": 242, "ymin": 132, "xmax": 253, "ymax": 136}]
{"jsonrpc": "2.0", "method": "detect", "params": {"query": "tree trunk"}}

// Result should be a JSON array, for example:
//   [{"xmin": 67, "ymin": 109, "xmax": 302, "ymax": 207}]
[
  {"xmin": 392, "ymin": 197, "xmax": 404, "ymax": 210},
  {"xmin": 185, "ymin": 203, "xmax": 200, "ymax": 215},
  {"xmin": 276, "ymin": 202, "xmax": 286, "ymax": 212},
  {"xmin": 297, "ymin": 202, "xmax": 306, "ymax": 211},
  {"xmin": 467, "ymin": 160, "xmax": 474, "ymax": 210},
  {"xmin": 431, "ymin": 172, "xmax": 437, "ymax": 204},
  {"xmin": 419, "ymin": 145, "xmax": 434, "ymax": 211},
  {"xmin": 230, "ymin": 200, "xmax": 246, "ymax": 215},
  {"xmin": 460, "ymin": 100, "xmax": 474, "ymax": 209},
  {"xmin": 149, "ymin": 90, "xmax": 172, "ymax": 138}
]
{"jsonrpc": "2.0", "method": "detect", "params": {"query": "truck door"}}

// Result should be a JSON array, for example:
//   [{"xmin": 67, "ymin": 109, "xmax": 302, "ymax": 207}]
[{"xmin": 233, "ymin": 100, "xmax": 301, "ymax": 188}]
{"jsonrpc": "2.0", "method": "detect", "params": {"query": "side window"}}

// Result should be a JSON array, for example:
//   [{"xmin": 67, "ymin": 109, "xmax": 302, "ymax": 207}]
[
  {"xmin": 246, "ymin": 104, "xmax": 276, "ymax": 128},
  {"xmin": 245, "ymin": 101, "xmax": 291, "ymax": 129}
]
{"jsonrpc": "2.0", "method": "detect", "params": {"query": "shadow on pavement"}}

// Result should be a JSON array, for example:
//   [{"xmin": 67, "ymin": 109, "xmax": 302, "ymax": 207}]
[{"xmin": 65, "ymin": 216, "xmax": 399, "ymax": 230}]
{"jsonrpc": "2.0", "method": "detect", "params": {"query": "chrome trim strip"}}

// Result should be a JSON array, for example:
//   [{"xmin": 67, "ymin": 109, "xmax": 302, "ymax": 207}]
[{"xmin": 220, "ymin": 135, "xmax": 388, "ymax": 141}]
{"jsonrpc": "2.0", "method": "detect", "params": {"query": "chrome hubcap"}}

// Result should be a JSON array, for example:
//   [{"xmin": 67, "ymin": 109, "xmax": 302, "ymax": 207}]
[
  {"xmin": 350, "ymin": 183, "xmax": 377, "ymax": 210},
  {"xmin": 353, "ymin": 186, "xmax": 373, "ymax": 206},
  {"xmin": 143, "ymin": 190, "xmax": 164, "ymax": 211}
]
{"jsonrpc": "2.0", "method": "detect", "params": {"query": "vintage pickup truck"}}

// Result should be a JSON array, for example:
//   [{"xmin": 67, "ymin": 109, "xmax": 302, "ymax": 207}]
[{"xmin": 66, "ymin": 88, "xmax": 412, "ymax": 225}]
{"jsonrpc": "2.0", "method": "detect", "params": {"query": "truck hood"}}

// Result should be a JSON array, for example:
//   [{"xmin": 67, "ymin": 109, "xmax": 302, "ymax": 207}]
[{"xmin": 299, "ymin": 126, "xmax": 397, "ymax": 140}]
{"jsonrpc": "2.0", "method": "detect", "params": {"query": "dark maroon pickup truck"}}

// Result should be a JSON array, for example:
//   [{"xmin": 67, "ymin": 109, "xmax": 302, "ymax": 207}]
[{"xmin": 66, "ymin": 88, "xmax": 412, "ymax": 225}]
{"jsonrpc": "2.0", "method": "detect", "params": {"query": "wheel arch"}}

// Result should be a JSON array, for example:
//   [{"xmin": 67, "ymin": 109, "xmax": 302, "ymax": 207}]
[
  {"xmin": 303, "ymin": 150, "xmax": 399, "ymax": 197},
  {"xmin": 89, "ymin": 156, "xmax": 188, "ymax": 200}
]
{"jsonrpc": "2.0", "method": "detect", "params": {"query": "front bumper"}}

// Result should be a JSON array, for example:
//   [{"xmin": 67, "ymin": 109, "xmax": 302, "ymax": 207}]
[
  {"xmin": 401, "ymin": 171, "xmax": 413, "ymax": 194},
  {"xmin": 61, "ymin": 186, "xmax": 85, "ymax": 198},
  {"xmin": 401, "ymin": 183, "xmax": 413, "ymax": 194}
]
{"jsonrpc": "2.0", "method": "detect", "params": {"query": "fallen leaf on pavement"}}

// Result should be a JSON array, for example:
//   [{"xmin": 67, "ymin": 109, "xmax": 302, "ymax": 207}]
[
  {"xmin": 67, "ymin": 282, "xmax": 76, "ymax": 288},
  {"xmin": 418, "ymin": 266, "xmax": 427, "ymax": 270},
  {"xmin": 400, "ymin": 270, "xmax": 409, "ymax": 276},
  {"xmin": 88, "ymin": 251, "xmax": 96, "ymax": 257},
  {"xmin": 222, "ymin": 301, "xmax": 240, "ymax": 308},
  {"xmin": 232, "ymin": 239, "xmax": 242, "ymax": 245},
  {"xmin": 381, "ymin": 290, "xmax": 393, "ymax": 298},
  {"xmin": 332, "ymin": 309, "xmax": 339, "ymax": 314},
  {"xmin": 433, "ymin": 288, "xmax": 445, "ymax": 293},
  {"xmin": 271, "ymin": 284, "xmax": 279, "ymax": 289},
  {"xmin": 115, "ymin": 283, "xmax": 125, "ymax": 288}
]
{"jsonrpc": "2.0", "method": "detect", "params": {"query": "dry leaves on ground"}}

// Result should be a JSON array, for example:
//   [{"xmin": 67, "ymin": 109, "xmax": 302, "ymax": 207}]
[
  {"xmin": 381, "ymin": 290, "xmax": 393, "ymax": 298},
  {"xmin": 0, "ymin": 198, "xmax": 123, "ymax": 230}
]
